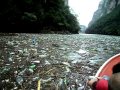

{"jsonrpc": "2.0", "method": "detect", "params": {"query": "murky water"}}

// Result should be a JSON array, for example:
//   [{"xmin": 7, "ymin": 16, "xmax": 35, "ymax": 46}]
[{"xmin": 0, "ymin": 33, "xmax": 120, "ymax": 90}]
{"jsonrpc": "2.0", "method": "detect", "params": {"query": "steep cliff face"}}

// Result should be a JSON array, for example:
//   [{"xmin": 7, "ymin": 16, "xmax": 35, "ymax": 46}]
[
  {"xmin": 88, "ymin": 0, "xmax": 120, "ymax": 27},
  {"xmin": 85, "ymin": 0, "xmax": 120, "ymax": 36}
]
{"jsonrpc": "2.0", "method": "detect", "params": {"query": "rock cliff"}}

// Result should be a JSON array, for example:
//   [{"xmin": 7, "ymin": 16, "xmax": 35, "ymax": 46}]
[{"xmin": 88, "ymin": 0, "xmax": 120, "ymax": 27}]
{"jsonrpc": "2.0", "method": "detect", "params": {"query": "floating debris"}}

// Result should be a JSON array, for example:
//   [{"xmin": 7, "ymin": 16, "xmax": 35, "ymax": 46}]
[
  {"xmin": 16, "ymin": 76, "xmax": 23, "ymax": 85},
  {"xmin": 8, "ymin": 57, "xmax": 13, "ymax": 62},
  {"xmin": 45, "ymin": 60, "xmax": 51, "ymax": 65},
  {"xmin": 76, "ymin": 49, "xmax": 88, "ymax": 54},
  {"xmin": 39, "ymin": 54, "xmax": 48, "ymax": 58},
  {"xmin": 1, "ymin": 33, "xmax": 120, "ymax": 90},
  {"xmin": 62, "ymin": 62, "xmax": 71, "ymax": 67},
  {"xmin": 31, "ymin": 60, "xmax": 40, "ymax": 63}
]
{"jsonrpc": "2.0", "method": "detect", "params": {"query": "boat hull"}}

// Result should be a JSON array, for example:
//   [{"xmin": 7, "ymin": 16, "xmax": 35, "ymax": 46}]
[{"xmin": 95, "ymin": 53, "xmax": 120, "ymax": 77}]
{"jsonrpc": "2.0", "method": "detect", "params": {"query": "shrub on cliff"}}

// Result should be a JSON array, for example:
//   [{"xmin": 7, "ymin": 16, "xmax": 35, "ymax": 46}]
[{"xmin": 85, "ymin": 5, "xmax": 120, "ymax": 36}]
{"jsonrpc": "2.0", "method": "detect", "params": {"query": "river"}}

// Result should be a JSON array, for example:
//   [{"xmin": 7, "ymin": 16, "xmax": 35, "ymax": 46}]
[{"xmin": 0, "ymin": 33, "xmax": 120, "ymax": 90}]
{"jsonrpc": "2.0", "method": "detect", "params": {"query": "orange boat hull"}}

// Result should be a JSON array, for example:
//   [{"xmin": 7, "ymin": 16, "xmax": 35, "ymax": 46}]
[{"xmin": 95, "ymin": 53, "xmax": 120, "ymax": 77}]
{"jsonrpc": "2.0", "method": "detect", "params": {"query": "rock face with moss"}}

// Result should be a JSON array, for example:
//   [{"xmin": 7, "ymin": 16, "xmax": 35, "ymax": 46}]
[
  {"xmin": 86, "ymin": 0, "xmax": 120, "ymax": 35},
  {"xmin": 0, "ymin": 0, "xmax": 80, "ymax": 34},
  {"xmin": 89, "ymin": 0, "xmax": 120, "ymax": 26}
]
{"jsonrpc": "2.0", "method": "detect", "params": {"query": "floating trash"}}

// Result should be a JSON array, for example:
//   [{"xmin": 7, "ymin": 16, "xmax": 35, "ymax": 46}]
[
  {"xmin": 14, "ymin": 87, "xmax": 18, "ymax": 90},
  {"xmin": 10, "ymin": 52, "xmax": 15, "ymax": 55},
  {"xmin": 37, "ymin": 80, "xmax": 41, "ymax": 90},
  {"xmin": 32, "ymin": 76, "xmax": 39, "ymax": 81},
  {"xmin": 39, "ymin": 54, "xmax": 48, "ymax": 58},
  {"xmin": 29, "ymin": 48, "xmax": 38, "ymax": 56},
  {"xmin": 65, "ymin": 66, "xmax": 71, "ymax": 73},
  {"xmin": 8, "ymin": 57, "xmax": 13, "ymax": 62},
  {"xmin": 45, "ymin": 60, "xmax": 51, "ymax": 65},
  {"xmin": 31, "ymin": 60, "xmax": 40, "ymax": 63},
  {"xmin": 76, "ymin": 49, "xmax": 88, "ymax": 54},
  {"xmin": 1, "ymin": 33, "xmax": 119, "ymax": 90},
  {"xmin": 62, "ymin": 62, "xmax": 71, "ymax": 67},
  {"xmin": 7, "ymin": 41, "xmax": 14, "ymax": 46},
  {"xmin": 16, "ymin": 76, "xmax": 23, "ymax": 85},
  {"xmin": 78, "ymin": 85, "xmax": 84, "ymax": 90},
  {"xmin": 29, "ymin": 64, "xmax": 36, "ymax": 69},
  {"xmin": 28, "ymin": 68, "xmax": 34, "ymax": 73},
  {"xmin": 5, "ymin": 79, "xmax": 10, "ymax": 82}
]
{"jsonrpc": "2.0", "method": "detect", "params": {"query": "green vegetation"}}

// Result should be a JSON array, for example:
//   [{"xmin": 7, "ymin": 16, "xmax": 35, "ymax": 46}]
[
  {"xmin": 0, "ymin": 0, "xmax": 80, "ymax": 33},
  {"xmin": 85, "ymin": 5, "xmax": 120, "ymax": 36}
]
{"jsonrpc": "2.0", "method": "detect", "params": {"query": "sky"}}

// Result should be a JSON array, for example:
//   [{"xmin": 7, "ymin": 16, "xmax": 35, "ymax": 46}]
[{"xmin": 68, "ymin": 0, "xmax": 101, "ymax": 27}]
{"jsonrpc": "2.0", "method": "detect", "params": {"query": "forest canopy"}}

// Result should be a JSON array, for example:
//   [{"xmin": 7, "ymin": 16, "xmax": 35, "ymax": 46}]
[{"xmin": 0, "ymin": 0, "xmax": 80, "ymax": 33}]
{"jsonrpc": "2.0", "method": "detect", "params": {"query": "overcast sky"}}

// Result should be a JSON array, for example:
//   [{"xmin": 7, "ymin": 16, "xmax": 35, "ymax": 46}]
[{"xmin": 68, "ymin": 0, "xmax": 101, "ymax": 27}]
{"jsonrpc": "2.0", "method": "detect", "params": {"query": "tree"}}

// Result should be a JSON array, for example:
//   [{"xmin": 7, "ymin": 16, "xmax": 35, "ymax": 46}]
[{"xmin": 0, "ymin": 0, "xmax": 80, "ymax": 33}]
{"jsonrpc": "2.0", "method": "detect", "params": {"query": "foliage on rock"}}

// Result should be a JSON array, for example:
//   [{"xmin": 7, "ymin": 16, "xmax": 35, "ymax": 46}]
[
  {"xmin": 85, "ymin": 5, "xmax": 120, "ymax": 36},
  {"xmin": 0, "ymin": 0, "xmax": 80, "ymax": 33}
]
